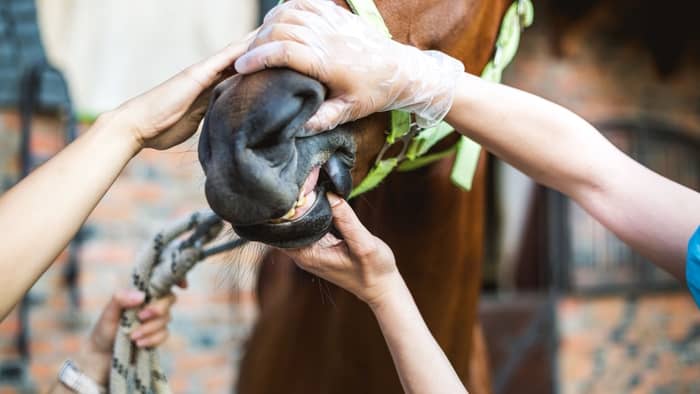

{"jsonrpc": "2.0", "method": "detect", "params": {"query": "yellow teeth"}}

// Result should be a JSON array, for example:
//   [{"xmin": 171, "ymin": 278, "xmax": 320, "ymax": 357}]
[
  {"xmin": 281, "ymin": 206, "xmax": 296, "ymax": 220},
  {"xmin": 295, "ymin": 194, "xmax": 307, "ymax": 208},
  {"xmin": 272, "ymin": 192, "xmax": 309, "ymax": 222}
]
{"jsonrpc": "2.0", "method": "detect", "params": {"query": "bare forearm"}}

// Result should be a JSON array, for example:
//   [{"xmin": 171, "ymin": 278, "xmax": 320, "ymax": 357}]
[
  {"xmin": 370, "ymin": 275, "xmax": 467, "ymax": 394},
  {"xmin": 447, "ymin": 73, "xmax": 700, "ymax": 279},
  {"xmin": 447, "ymin": 73, "xmax": 613, "ymax": 196},
  {"xmin": 0, "ymin": 112, "xmax": 139, "ymax": 318}
]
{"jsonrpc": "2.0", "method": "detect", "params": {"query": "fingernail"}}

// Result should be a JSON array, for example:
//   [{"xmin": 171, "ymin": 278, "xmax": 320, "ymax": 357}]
[
  {"xmin": 234, "ymin": 56, "xmax": 248, "ymax": 73},
  {"xmin": 136, "ymin": 339, "xmax": 147, "ymax": 348},
  {"xmin": 127, "ymin": 290, "xmax": 145, "ymax": 304},
  {"xmin": 327, "ymin": 193, "xmax": 343, "ymax": 207},
  {"xmin": 131, "ymin": 331, "xmax": 142, "ymax": 340},
  {"xmin": 138, "ymin": 309, "xmax": 153, "ymax": 321}
]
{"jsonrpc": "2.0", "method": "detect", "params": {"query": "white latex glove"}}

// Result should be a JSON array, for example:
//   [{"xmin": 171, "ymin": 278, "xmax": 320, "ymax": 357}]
[{"xmin": 235, "ymin": 0, "xmax": 464, "ymax": 132}]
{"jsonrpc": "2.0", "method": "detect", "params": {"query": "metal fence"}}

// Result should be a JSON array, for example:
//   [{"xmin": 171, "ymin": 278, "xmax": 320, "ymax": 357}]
[
  {"xmin": 0, "ymin": 0, "xmax": 81, "ymax": 388},
  {"xmin": 549, "ymin": 117, "xmax": 700, "ymax": 295}
]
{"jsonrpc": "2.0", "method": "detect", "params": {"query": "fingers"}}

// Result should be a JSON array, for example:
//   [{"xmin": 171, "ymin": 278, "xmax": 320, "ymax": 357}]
[
  {"xmin": 305, "ymin": 97, "xmax": 356, "ymax": 132},
  {"xmin": 185, "ymin": 39, "xmax": 251, "ymax": 89},
  {"xmin": 283, "ymin": 241, "xmax": 324, "ymax": 269},
  {"xmin": 133, "ymin": 330, "xmax": 170, "ymax": 349},
  {"xmin": 130, "ymin": 317, "xmax": 171, "ymax": 347},
  {"xmin": 137, "ymin": 293, "xmax": 176, "ymax": 321},
  {"xmin": 283, "ymin": 232, "xmax": 346, "ymax": 272},
  {"xmin": 128, "ymin": 294, "xmax": 175, "ymax": 348},
  {"xmin": 235, "ymin": 40, "xmax": 323, "ymax": 78},
  {"xmin": 326, "ymin": 193, "xmax": 376, "ymax": 257},
  {"xmin": 88, "ymin": 290, "xmax": 145, "ymax": 352},
  {"xmin": 100, "ymin": 290, "xmax": 145, "ymax": 327},
  {"xmin": 250, "ymin": 23, "xmax": 316, "ymax": 51},
  {"xmin": 285, "ymin": 193, "xmax": 376, "ymax": 265},
  {"xmin": 264, "ymin": 0, "xmax": 337, "ymax": 24}
]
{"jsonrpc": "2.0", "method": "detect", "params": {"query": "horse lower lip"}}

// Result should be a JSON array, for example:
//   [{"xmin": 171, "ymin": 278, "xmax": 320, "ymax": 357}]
[{"xmin": 233, "ymin": 183, "xmax": 333, "ymax": 249}]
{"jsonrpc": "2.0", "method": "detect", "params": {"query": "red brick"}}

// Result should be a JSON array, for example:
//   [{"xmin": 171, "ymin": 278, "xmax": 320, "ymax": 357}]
[
  {"xmin": 0, "ymin": 311, "xmax": 19, "ymax": 335},
  {"xmin": 0, "ymin": 111, "xmax": 21, "ymax": 131}
]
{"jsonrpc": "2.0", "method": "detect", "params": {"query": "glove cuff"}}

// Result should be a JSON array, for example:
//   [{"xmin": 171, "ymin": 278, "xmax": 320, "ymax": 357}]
[{"xmin": 399, "ymin": 50, "xmax": 465, "ymax": 128}]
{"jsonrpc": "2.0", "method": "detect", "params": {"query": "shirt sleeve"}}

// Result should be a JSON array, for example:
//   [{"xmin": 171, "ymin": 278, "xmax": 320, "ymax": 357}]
[{"xmin": 686, "ymin": 226, "xmax": 700, "ymax": 308}]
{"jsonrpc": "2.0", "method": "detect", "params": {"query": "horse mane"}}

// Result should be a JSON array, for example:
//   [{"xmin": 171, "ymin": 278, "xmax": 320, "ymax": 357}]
[{"xmin": 548, "ymin": 0, "xmax": 700, "ymax": 76}]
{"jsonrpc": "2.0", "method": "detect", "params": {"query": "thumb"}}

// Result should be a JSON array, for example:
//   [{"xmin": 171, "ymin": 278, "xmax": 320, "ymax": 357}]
[
  {"xmin": 327, "ymin": 193, "xmax": 374, "ymax": 253},
  {"xmin": 187, "ymin": 35, "xmax": 252, "ymax": 89},
  {"xmin": 100, "ymin": 289, "xmax": 145, "ymax": 326},
  {"xmin": 305, "ymin": 97, "xmax": 357, "ymax": 133}
]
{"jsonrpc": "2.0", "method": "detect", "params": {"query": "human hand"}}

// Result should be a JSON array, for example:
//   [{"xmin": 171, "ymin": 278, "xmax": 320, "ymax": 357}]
[
  {"xmin": 113, "ymin": 32, "xmax": 256, "ymax": 150},
  {"xmin": 235, "ymin": 0, "xmax": 464, "ymax": 132},
  {"xmin": 76, "ymin": 289, "xmax": 177, "ymax": 386},
  {"xmin": 283, "ymin": 193, "xmax": 400, "ymax": 306}
]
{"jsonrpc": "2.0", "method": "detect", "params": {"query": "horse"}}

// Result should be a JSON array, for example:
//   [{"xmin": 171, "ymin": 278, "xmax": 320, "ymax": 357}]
[{"xmin": 198, "ymin": 0, "xmax": 511, "ymax": 392}]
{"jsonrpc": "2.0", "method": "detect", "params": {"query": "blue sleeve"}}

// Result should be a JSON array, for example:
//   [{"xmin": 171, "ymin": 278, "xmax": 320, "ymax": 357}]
[{"xmin": 686, "ymin": 226, "xmax": 700, "ymax": 308}]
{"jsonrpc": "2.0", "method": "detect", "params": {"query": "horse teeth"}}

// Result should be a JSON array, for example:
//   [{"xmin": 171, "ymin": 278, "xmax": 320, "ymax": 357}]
[
  {"xmin": 296, "ymin": 194, "xmax": 306, "ymax": 208},
  {"xmin": 282, "ymin": 206, "xmax": 296, "ymax": 220}
]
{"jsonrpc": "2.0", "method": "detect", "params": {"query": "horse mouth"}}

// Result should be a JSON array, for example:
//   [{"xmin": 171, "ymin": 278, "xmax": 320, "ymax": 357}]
[
  {"xmin": 199, "ymin": 69, "xmax": 357, "ymax": 249},
  {"xmin": 269, "ymin": 166, "xmax": 324, "ymax": 223},
  {"xmin": 232, "ymin": 151, "xmax": 353, "ymax": 249}
]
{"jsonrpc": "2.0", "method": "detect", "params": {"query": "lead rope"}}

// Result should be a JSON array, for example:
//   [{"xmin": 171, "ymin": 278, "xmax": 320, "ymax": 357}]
[
  {"xmin": 109, "ymin": 210, "xmax": 248, "ymax": 394},
  {"xmin": 103, "ymin": 1, "xmax": 534, "ymax": 391}
]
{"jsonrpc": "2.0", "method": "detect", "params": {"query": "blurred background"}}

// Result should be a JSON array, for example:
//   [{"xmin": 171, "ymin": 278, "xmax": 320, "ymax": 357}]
[{"xmin": 0, "ymin": 0, "xmax": 698, "ymax": 393}]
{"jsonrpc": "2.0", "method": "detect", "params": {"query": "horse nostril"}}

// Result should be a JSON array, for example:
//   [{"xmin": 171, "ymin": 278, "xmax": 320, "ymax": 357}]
[
  {"xmin": 198, "ymin": 69, "xmax": 340, "ymax": 225},
  {"xmin": 250, "ymin": 130, "xmax": 283, "ymax": 152},
  {"xmin": 246, "ymin": 94, "xmax": 304, "ymax": 158}
]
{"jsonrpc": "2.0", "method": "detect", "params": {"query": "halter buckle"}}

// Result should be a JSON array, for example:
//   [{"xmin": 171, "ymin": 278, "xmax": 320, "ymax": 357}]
[{"xmin": 374, "ymin": 123, "xmax": 421, "ymax": 166}]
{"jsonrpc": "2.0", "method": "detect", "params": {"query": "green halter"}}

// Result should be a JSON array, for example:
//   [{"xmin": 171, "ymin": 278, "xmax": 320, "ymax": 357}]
[{"xmin": 275, "ymin": 0, "xmax": 534, "ymax": 199}]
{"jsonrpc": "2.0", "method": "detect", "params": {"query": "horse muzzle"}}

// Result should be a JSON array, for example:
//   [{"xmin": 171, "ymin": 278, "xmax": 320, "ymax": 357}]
[{"xmin": 199, "ymin": 69, "xmax": 355, "ymax": 248}]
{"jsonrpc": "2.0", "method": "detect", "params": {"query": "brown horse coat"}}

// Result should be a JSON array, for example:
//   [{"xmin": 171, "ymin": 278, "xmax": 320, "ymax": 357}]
[{"xmin": 233, "ymin": 1, "xmax": 511, "ymax": 392}]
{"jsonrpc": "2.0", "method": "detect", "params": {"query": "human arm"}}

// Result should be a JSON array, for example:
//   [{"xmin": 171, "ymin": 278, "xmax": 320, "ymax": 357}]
[
  {"xmin": 284, "ymin": 194, "xmax": 467, "ymax": 394},
  {"xmin": 238, "ymin": 0, "xmax": 700, "ymax": 281},
  {"xmin": 49, "ymin": 289, "xmax": 176, "ymax": 393},
  {"xmin": 446, "ymin": 73, "xmax": 700, "ymax": 280},
  {"xmin": 0, "ymin": 37, "xmax": 250, "ymax": 320}
]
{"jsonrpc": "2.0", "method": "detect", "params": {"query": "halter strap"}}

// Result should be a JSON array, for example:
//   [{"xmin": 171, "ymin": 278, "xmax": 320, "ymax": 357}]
[{"xmin": 274, "ymin": 0, "xmax": 534, "ymax": 198}]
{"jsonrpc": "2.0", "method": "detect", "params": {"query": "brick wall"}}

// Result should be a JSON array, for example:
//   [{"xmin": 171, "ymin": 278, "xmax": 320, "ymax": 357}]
[
  {"xmin": 495, "ymin": 3, "xmax": 700, "ymax": 393},
  {"xmin": 0, "ymin": 110, "xmax": 257, "ymax": 393}
]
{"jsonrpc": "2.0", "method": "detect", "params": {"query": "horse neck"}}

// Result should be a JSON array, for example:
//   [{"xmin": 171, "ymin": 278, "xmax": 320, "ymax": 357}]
[
  {"xmin": 353, "ymin": 153, "xmax": 487, "ymax": 342},
  {"xmin": 380, "ymin": 0, "xmax": 511, "ymax": 73}
]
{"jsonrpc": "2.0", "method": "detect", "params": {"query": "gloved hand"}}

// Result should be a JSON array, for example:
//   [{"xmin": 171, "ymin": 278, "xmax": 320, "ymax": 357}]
[{"xmin": 235, "ymin": 0, "xmax": 464, "ymax": 132}]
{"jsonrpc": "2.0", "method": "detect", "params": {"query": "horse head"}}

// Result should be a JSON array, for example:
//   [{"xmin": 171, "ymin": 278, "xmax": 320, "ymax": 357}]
[{"xmin": 199, "ymin": 0, "xmax": 509, "ymax": 248}]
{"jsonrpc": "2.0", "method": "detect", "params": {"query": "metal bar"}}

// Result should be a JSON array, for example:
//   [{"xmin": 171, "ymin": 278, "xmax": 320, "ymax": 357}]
[{"xmin": 16, "ymin": 61, "xmax": 45, "ymax": 361}]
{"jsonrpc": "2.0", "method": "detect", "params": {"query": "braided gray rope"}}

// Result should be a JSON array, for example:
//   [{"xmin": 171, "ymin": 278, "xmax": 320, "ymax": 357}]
[{"xmin": 109, "ymin": 210, "xmax": 247, "ymax": 394}]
